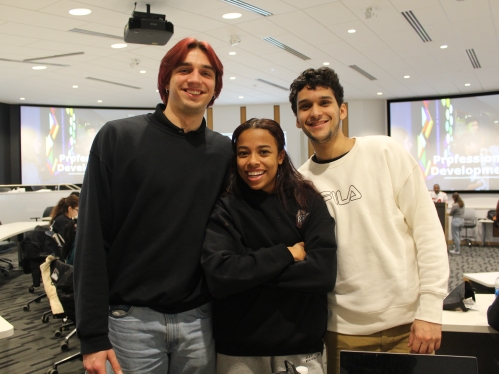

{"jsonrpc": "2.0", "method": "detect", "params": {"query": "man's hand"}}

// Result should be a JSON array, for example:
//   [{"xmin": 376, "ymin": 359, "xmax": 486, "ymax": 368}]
[
  {"xmin": 408, "ymin": 319, "xmax": 442, "ymax": 354},
  {"xmin": 83, "ymin": 349, "xmax": 122, "ymax": 374}
]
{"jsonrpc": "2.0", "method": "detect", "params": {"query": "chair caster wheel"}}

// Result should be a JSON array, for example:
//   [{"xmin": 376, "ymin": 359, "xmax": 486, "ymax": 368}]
[
  {"xmin": 47, "ymin": 369, "xmax": 58, "ymax": 374},
  {"xmin": 28, "ymin": 286, "xmax": 34, "ymax": 293},
  {"xmin": 8, "ymin": 263, "xmax": 13, "ymax": 270},
  {"xmin": 60, "ymin": 342, "xmax": 69, "ymax": 351},
  {"xmin": 23, "ymin": 305, "xmax": 29, "ymax": 311},
  {"xmin": 41, "ymin": 315, "xmax": 50, "ymax": 323},
  {"xmin": 54, "ymin": 329, "xmax": 62, "ymax": 337}
]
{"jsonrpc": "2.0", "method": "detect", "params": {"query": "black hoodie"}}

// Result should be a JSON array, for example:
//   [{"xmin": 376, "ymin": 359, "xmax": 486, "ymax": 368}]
[{"xmin": 202, "ymin": 182, "xmax": 337, "ymax": 356}]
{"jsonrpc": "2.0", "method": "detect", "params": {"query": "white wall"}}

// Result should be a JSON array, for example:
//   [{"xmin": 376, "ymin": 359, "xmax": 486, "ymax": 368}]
[
  {"xmin": 0, "ymin": 190, "xmax": 71, "ymax": 223},
  {"xmin": 347, "ymin": 100, "xmax": 387, "ymax": 137}
]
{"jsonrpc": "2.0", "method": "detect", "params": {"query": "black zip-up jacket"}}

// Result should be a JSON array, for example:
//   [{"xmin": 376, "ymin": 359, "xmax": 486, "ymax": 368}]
[
  {"xmin": 74, "ymin": 104, "xmax": 231, "ymax": 355},
  {"xmin": 202, "ymin": 182, "xmax": 337, "ymax": 356}
]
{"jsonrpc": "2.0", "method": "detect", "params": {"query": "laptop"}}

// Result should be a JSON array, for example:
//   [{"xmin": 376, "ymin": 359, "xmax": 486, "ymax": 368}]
[{"xmin": 340, "ymin": 350, "xmax": 478, "ymax": 374}]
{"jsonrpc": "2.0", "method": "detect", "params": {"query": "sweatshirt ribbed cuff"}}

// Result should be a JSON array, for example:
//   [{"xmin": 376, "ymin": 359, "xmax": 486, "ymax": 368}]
[{"xmin": 415, "ymin": 292, "xmax": 446, "ymax": 324}]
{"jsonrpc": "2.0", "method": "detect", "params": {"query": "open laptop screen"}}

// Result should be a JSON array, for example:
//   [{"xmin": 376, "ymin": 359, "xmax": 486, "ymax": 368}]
[{"xmin": 340, "ymin": 350, "xmax": 477, "ymax": 374}]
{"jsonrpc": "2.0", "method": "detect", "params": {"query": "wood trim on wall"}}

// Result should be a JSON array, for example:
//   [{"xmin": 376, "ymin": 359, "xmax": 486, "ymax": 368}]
[
  {"xmin": 240, "ymin": 106, "xmax": 246, "ymax": 124},
  {"xmin": 307, "ymin": 102, "xmax": 349, "ymax": 158},
  {"xmin": 273, "ymin": 105, "xmax": 280, "ymax": 124},
  {"xmin": 206, "ymin": 107, "xmax": 213, "ymax": 130}
]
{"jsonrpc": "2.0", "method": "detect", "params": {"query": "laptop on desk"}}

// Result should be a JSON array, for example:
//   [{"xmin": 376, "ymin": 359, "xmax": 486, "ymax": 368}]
[{"xmin": 340, "ymin": 350, "xmax": 477, "ymax": 374}]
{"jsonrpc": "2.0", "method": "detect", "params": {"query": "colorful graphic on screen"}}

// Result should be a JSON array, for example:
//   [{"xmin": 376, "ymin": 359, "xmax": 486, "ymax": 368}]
[
  {"xmin": 390, "ymin": 94, "xmax": 499, "ymax": 191},
  {"xmin": 21, "ymin": 106, "xmax": 152, "ymax": 185}
]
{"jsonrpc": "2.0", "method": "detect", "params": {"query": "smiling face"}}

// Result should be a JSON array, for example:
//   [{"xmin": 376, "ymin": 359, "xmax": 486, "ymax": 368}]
[
  {"xmin": 166, "ymin": 48, "xmax": 216, "ymax": 116},
  {"xmin": 295, "ymin": 86, "xmax": 347, "ymax": 144},
  {"xmin": 236, "ymin": 128, "xmax": 285, "ymax": 194}
]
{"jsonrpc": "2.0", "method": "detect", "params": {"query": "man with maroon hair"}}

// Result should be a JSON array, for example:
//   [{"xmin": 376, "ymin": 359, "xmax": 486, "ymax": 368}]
[{"xmin": 74, "ymin": 38, "xmax": 231, "ymax": 374}]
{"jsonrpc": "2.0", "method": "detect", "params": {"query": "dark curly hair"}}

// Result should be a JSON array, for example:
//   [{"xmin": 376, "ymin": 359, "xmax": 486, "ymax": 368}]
[
  {"xmin": 289, "ymin": 67, "xmax": 344, "ymax": 115},
  {"xmin": 227, "ymin": 118, "xmax": 319, "ymax": 209}
]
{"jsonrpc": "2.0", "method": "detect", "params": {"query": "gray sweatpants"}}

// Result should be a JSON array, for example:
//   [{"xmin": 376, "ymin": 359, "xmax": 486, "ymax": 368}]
[{"xmin": 216, "ymin": 352, "xmax": 324, "ymax": 374}]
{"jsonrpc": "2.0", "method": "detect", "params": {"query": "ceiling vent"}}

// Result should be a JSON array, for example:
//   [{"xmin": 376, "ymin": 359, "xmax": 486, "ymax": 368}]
[
  {"xmin": 70, "ymin": 28, "xmax": 123, "ymax": 40},
  {"xmin": 0, "ymin": 52, "xmax": 84, "ymax": 67},
  {"xmin": 465, "ymin": 49, "xmax": 481, "ymax": 69},
  {"xmin": 401, "ymin": 11, "xmax": 432, "ymax": 42},
  {"xmin": 255, "ymin": 78, "xmax": 288, "ymax": 91},
  {"xmin": 221, "ymin": 0, "xmax": 272, "ymax": 16},
  {"xmin": 263, "ymin": 37, "xmax": 310, "ymax": 60},
  {"xmin": 85, "ymin": 77, "xmax": 141, "ymax": 89},
  {"xmin": 349, "ymin": 65, "xmax": 377, "ymax": 81}
]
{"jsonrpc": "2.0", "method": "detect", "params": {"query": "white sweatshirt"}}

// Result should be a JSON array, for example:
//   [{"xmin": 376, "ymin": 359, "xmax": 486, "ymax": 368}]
[{"xmin": 299, "ymin": 136, "xmax": 449, "ymax": 335}]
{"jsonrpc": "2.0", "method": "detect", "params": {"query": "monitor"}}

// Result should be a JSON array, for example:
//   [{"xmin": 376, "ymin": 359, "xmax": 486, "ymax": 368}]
[{"xmin": 340, "ymin": 350, "xmax": 477, "ymax": 374}]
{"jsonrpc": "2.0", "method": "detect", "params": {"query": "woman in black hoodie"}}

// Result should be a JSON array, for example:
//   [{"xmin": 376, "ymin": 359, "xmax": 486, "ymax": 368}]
[{"xmin": 202, "ymin": 118, "xmax": 337, "ymax": 374}]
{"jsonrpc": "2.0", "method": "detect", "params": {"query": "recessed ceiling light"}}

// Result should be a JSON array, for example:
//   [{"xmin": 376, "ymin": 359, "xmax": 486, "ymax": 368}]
[
  {"xmin": 32, "ymin": 66, "xmax": 47, "ymax": 70},
  {"xmin": 111, "ymin": 43, "xmax": 127, "ymax": 49},
  {"xmin": 97, "ymin": 100, "xmax": 102, "ymax": 103},
  {"xmin": 270, "ymin": 68, "xmax": 275, "ymax": 71},
  {"xmin": 323, "ymin": 62, "xmax": 330, "ymax": 66},
  {"xmin": 230, "ymin": 76, "xmax": 236, "ymax": 80},
  {"xmin": 377, "ymin": 92, "xmax": 383, "ymax": 95},
  {"xmin": 222, "ymin": 13, "xmax": 242, "ymax": 19},
  {"xmin": 229, "ymin": 51, "xmax": 236, "ymax": 56},
  {"xmin": 20, "ymin": 97, "xmax": 25, "ymax": 100},
  {"xmin": 156, "ymin": 89, "xmax": 159, "ymax": 92},
  {"xmin": 73, "ymin": 85, "xmax": 78, "ymax": 88},
  {"xmin": 69, "ymin": 8, "xmax": 91, "ymax": 16},
  {"xmin": 440, "ymin": 45, "xmax": 448, "ymax": 49},
  {"xmin": 140, "ymin": 70, "xmax": 146, "ymax": 74},
  {"xmin": 239, "ymin": 96, "xmax": 244, "ymax": 99},
  {"xmin": 495, "ymin": 120, "xmax": 498, "ymax": 123},
  {"xmin": 404, "ymin": 75, "xmax": 410, "ymax": 79},
  {"xmin": 348, "ymin": 29, "xmax": 356, "ymax": 33},
  {"xmin": 465, "ymin": 83, "xmax": 471, "ymax": 86}
]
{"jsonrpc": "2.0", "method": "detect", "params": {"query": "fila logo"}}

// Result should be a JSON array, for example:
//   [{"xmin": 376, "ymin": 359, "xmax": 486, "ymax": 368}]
[{"xmin": 320, "ymin": 185, "xmax": 362, "ymax": 205}]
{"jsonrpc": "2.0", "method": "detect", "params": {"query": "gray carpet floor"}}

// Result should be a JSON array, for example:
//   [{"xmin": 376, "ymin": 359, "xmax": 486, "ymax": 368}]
[{"xmin": 0, "ymin": 243, "xmax": 498, "ymax": 373}]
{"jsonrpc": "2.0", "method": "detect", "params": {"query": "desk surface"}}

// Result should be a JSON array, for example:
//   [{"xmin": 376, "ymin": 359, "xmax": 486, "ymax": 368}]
[
  {"xmin": 463, "ymin": 272, "xmax": 499, "ymax": 288},
  {"xmin": 0, "ymin": 222, "xmax": 39, "ymax": 242},
  {"xmin": 442, "ymin": 293, "xmax": 498, "ymax": 333},
  {"xmin": 0, "ymin": 315, "xmax": 14, "ymax": 339}
]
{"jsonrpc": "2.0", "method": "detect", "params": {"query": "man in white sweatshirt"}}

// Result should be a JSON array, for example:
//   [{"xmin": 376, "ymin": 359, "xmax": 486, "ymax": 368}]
[{"xmin": 289, "ymin": 67, "xmax": 449, "ymax": 374}]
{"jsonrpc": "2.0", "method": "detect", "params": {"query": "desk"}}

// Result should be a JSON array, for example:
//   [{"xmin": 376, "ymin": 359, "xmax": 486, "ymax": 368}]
[
  {"xmin": 0, "ymin": 222, "xmax": 40, "ymax": 242},
  {"xmin": 0, "ymin": 222, "xmax": 40, "ymax": 268},
  {"xmin": 442, "ymin": 293, "xmax": 498, "ymax": 333},
  {"xmin": 0, "ymin": 315, "xmax": 14, "ymax": 338},
  {"xmin": 477, "ymin": 219, "xmax": 494, "ymax": 246},
  {"xmin": 463, "ymin": 272, "xmax": 499, "ymax": 288}
]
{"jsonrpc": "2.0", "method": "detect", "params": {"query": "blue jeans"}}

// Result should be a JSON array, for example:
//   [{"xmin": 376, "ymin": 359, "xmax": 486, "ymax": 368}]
[
  {"xmin": 452, "ymin": 217, "xmax": 464, "ymax": 252},
  {"xmin": 106, "ymin": 302, "xmax": 215, "ymax": 374}
]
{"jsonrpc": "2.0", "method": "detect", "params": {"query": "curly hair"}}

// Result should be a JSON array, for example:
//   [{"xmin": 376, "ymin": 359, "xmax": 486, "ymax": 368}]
[
  {"xmin": 227, "ymin": 118, "xmax": 319, "ymax": 209},
  {"xmin": 289, "ymin": 66, "xmax": 344, "ymax": 115}
]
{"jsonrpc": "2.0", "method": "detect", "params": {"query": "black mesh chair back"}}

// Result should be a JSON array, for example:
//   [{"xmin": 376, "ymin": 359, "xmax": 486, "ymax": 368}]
[{"xmin": 462, "ymin": 207, "xmax": 477, "ymax": 246}]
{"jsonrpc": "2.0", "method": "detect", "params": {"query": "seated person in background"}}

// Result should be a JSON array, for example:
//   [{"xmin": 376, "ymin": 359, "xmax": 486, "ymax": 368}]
[
  {"xmin": 448, "ymin": 193, "xmax": 465, "ymax": 255},
  {"xmin": 430, "ymin": 184, "xmax": 448, "ymax": 203},
  {"xmin": 487, "ymin": 296, "xmax": 499, "ymax": 331},
  {"xmin": 202, "ymin": 118, "xmax": 337, "ymax": 374},
  {"xmin": 49, "ymin": 195, "xmax": 79, "ymax": 234}
]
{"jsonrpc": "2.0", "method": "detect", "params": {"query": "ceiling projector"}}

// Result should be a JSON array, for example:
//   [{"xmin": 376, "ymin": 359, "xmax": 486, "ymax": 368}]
[{"xmin": 124, "ymin": 4, "xmax": 174, "ymax": 46}]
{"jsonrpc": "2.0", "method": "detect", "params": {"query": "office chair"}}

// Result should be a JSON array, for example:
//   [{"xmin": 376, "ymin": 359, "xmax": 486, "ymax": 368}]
[
  {"xmin": 461, "ymin": 208, "xmax": 477, "ymax": 247},
  {"xmin": 31, "ymin": 206, "xmax": 54, "ymax": 222},
  {"xmin": 0, "ymin": 221, "xmax": 16, "ymax": 276}
]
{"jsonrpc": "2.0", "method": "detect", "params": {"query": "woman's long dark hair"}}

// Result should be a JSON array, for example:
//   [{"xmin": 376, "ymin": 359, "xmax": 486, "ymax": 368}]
[
  {"xmin": 452, "ymin": 192, "xmax": 464, "ymax": 208},
  {"xmin": 227, "ymin": 118, "xmax": 319, "ymax": 209}
]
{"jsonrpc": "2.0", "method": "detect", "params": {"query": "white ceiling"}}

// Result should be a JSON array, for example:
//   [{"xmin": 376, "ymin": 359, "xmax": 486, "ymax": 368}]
[{"xmin": 0, "ymin": 0, "xmax": 497, "ymax": 108}]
